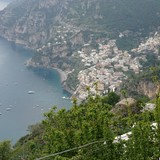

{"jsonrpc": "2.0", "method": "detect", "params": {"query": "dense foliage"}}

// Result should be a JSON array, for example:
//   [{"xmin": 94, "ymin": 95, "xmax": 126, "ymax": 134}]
[
  {"xmin": 120, "ymin": 66, "xmax": 160, "ymax": 100},
  {"xmin": 67, "ymin": 0, "xmax": 160, "ymax": 32},
  {"xmin": 1, "ymin": 89, "xmax": 160, "ymax": 159}
]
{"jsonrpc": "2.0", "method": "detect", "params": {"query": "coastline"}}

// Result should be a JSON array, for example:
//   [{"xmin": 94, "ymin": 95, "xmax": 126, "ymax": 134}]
[
  {"xmin": 25, "ymin": 58, "xmax": 74, "ymax": 95},
  {"xmin": 25, "ymin": 58, "xmax": 67, "ymax": 83},
  {"xmin": 53, "ymin": 67, "xmax": 67, "ymax": 83},
  {"xmin": 54, "ymin": 67, "xmax": 74, "ymax": 95}
]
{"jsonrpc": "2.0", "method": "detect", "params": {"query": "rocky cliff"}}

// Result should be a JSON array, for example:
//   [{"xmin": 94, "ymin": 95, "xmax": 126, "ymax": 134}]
[
  {"xmin": 120, "ymin": 67, "xmax": 160, "ymax": 100},
  {"xmin": 137, "ymin": 81, "xmax": 160, "ymax": 98},
  {"xmin": 1, "ymin": 0, "xmax": 160, "ymax": 49}
]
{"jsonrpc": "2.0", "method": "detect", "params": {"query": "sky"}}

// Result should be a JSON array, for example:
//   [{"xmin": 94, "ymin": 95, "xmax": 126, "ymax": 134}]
[{"xmin": 0, "ymin": 0, "xmax": 11, "ymax": 11}]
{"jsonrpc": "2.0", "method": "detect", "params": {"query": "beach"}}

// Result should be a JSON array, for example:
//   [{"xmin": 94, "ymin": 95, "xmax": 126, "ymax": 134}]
[
  {"xmin": 25, "ymin": 58, "xmax": 72, "ymax": 94},
  {"xmin": 54, "ymin": 67, "xmax": 67, "ymax": 83}
]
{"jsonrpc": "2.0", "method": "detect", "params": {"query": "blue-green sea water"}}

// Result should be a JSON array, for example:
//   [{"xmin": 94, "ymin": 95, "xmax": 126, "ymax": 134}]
[{"xmin": 0, "ymin": 38, "xmax": 71, "ymax": 143}]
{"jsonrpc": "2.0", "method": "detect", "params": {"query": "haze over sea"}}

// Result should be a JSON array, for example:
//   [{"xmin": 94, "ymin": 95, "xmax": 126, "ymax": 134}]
[{"xmin": 0, "ymin": 38, "xmax": 71, "ymax": 143}]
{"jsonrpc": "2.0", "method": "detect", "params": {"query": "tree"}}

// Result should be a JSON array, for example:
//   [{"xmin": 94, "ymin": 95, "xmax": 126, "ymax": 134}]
[
  {"xmin": 102, "ymin": 92, "xmax": 120, "ymax": 106},
  {"xmin": 0, "ymin": 141, "xmax": 12, "ymax": 160}
]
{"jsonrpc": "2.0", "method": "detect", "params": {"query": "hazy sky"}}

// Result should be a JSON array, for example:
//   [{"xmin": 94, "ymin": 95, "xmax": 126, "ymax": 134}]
[{"xmin": 0, "ymin": 1, "xmax": 10, "ymax": 11}]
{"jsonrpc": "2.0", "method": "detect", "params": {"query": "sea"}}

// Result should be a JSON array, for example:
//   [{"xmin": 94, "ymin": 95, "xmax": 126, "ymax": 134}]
[{"xmin": 0, "ymin": 38, "xmax": 71, "ymax": 143}]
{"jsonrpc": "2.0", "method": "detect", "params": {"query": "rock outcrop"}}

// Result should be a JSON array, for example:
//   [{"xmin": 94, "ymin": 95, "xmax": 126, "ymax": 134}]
[{"xmin": 137, "ymin": 81, "xmax": 160, "ymax": 99}]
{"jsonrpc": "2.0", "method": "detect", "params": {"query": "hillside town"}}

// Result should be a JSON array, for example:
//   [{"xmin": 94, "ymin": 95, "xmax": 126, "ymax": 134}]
[{"xmin": 73, "ymin": 32, "xmax": 160, "ymax": 99}]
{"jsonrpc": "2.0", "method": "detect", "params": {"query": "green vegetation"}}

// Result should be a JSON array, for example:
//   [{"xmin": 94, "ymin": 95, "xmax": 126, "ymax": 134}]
[
  {"xmin": 0, "ymin": 141, "xmax": 12, "ymax": 160},
  {"xmin": 3, "ymin": 1, "xmax": 28, "ymax": 27},
  {"xmin": 66, "ymin": 69, "xmax": 79, "ymax": 91},
  {"xmin": 140, "ymin": 53, "xmax": 160, "ymax": 68},
  {"xmin": 65, "ymin": 0, "xmax": 160, "ymax": 51},
  {"xmin": 67, "ymin": 0, "xmax": 160, "ymax": 32},
  {"xmin": 120, "ymin": 65, "xmax": 160, "ymax": 100},
  {"xmin": 1, "ymin": 86, "xmax": 160, "ymax": 159},
  {"xmin": 116, "ymin": 36, "xmax": 140, "ymax": 51},
  {"xmin": 2, "ymin": 0, "xmax": 160, "ymax": 50},
  {"xmin": 102, "ymin": 91, "xmax": 120, "ymax": 106},
  {"xmin": 65, "ymin": 57, "xmax": 87, "ymax": 91}
]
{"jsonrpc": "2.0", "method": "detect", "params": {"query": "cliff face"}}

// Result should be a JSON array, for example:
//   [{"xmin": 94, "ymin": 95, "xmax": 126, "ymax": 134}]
[
  {"xmin": 121, "ymin": 71, "xmax": 160, "ymax": 99},
  {"xmin": 137, "ymin": 81, "xmax": 160, "ymax": 99},
  {"xmin": 0, "ymin": 0, "xmax": 62, "ymax": 48},
  {"xmin": 1, "ymin": 0, "xmax": 160, "ymax": 49}
]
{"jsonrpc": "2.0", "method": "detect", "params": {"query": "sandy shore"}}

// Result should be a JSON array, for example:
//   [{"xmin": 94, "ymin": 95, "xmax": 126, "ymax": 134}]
[
  {"xmin": 53, "ymin": 67, "xmax": 67, "ymax": 83},
  {"xmin": 25, "ymin": 59, "xmax": 67, "ymax": 83},
  {"xmin": 54, "ymin": 67, "xmax": 74, "ymax": 94}
]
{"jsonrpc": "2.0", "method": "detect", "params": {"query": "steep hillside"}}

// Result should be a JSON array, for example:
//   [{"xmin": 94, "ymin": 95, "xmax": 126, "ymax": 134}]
[
  {"xmin": 1, "ymin": 0, "xmax": 160, "ymax": 47},
  {"xmin": 120, "ymin": 66, "xmax": 160, "ymax": 100},
  {"xmin": 1, "ymin": 0, "xmax": 160, "ymax": 94}
]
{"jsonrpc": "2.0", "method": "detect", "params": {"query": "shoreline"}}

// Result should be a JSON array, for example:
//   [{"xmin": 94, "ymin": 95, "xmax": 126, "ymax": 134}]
[
  {"xmin": 52, "ymin": 67, "xmax": 74, "ymax": 95},
  {"xmin": 25, "ymin": 59, "xmax": 74, "ymax": 95},
  {"xmin": 25, "ymin": 58, "xmax": 67, "ymax": 83},
  {"xmin": 53, "ymin": 68, "xmax": 74, "ymax": 95},
  {"xmin": 2, "ymin": 37, "xmax": 74, "ymax": 96},
  {"xmin": 53, "ymin": 67, "xmax": 67, "ymax": 83}
]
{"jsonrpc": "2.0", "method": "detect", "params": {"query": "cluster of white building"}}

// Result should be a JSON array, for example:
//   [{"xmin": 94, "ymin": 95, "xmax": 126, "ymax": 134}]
[
  {"xmin": 74, "ymin": 33, "xmax": 160, "ymax": 99},
  {"xmin": 132, "ymin": 32, "xmax": 160, "ymax": 55},
  {"xmin": 34, "ymin": 25, "xmax": 160, "ymax": 100}
]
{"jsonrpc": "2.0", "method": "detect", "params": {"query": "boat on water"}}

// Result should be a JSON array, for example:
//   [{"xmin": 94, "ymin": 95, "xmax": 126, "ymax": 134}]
[
  {"xmin": 0, "ymin": 112, "xmax": 2, "ymax": 115},
  {"xmin": 28, "ymin": 91, "xmax": 35, "ymax": 94},
  {"xmin": 61, "ymin": 96, "xmax": 70, "ymax": 100},
  {"xmin": 6, "ymin": 107, "xmax": 11, "ymax": 111}
]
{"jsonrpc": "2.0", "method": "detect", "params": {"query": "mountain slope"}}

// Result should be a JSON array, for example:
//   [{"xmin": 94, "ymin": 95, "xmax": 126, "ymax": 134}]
[
  {"xmin": 1, "ymin": 0, "xmax": 160, "ymax": 48},
  {"xmin": 1, "ymin": 0, "xmax": 160, "ymax": 94}
]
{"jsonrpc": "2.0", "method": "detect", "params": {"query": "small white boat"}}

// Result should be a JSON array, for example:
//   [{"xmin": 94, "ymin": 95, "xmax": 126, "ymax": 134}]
[
  {"xmin": 0, "ymin": 112, "xmax": 2, "ymax": 115},
  {"xmin": 28, "ymin": 91, "xmax": 35, "ymax": 94},
  {"xmin": 6, "ymin": 107, "xmax": 11, "ymax": 111},
  {"xmin": 61, "ymin": 96, "xmax": 70, "ymax": 100}
]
